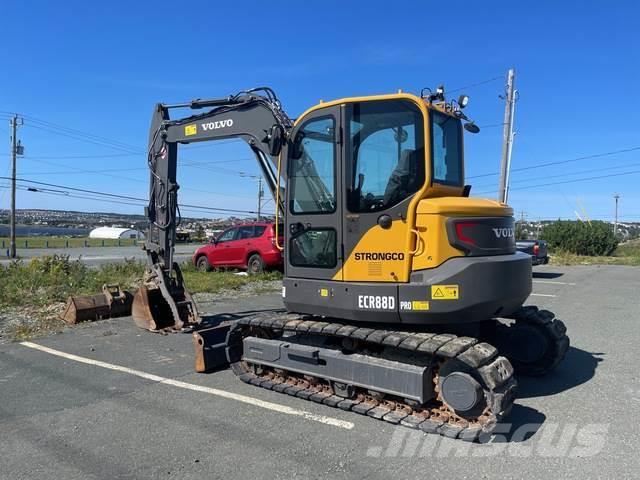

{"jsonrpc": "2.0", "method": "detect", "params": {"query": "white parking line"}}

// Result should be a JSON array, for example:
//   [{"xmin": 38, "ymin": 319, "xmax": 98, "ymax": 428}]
[
  {"xmin": 529, "ymin": 293, "xmax": 557, "ymax": 298},
  {"xmin": 20, "ymin": 341, "xmax": 354, "ymax": 430},
  {"xmin": 533, "ymin": 280, "xmax": 576, "ymax": 286}
]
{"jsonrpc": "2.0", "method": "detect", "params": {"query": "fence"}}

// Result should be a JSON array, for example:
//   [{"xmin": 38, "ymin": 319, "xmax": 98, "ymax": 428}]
[{"xmin": 1, "ymin": 237, "xmax": 139, "ymax": 250}]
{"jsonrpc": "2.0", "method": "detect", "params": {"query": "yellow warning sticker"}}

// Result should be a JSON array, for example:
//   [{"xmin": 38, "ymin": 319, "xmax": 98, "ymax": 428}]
[
  {"xmin": 319, "ymin": 288, "xmax": 329, "ymax": 297},
  {"xmin": 184, "ymin": 124, "xmax": 197, "ymax": 136},
  {"xmin": 431, "ymin": 285, "xmax": 459, "ymax": 300},
  {"xmin": 411, "ymin": 300, "xmax": 430, "ymax": 311}
]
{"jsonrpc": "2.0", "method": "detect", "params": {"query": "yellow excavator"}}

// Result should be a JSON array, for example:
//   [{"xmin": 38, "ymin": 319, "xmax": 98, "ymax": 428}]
[{"xmin": 132, "ymin": 86, "xmax": 569, "ymax": 441}]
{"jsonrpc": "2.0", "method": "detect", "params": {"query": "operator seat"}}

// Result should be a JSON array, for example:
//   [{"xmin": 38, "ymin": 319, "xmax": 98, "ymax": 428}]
[{"xmin": 383, "ymin": 149, "xmax": 419, "ymax": 206}]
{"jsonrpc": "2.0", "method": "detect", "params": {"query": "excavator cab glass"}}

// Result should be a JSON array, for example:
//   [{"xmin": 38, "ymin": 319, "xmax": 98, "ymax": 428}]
[
  {"xmin": 430, "ymin": 110, "xmax": 463, "ymax": 186},
  {"xmin": 346, "ymin": 99, "xmax": 426, "ymax": 213}
]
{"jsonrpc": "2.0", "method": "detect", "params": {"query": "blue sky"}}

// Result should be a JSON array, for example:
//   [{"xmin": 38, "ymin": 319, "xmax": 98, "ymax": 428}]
[{"xmin": 1, "ymin": 0, "xmax": 639, "ymax": 221}]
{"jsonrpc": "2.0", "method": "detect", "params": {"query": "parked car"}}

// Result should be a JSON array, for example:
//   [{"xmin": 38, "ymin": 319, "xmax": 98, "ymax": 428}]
[
  {"xmin": 516, "ymin": 239, "xmax": 549, "ymax": 266},
  {"xmin": 192, "ymin": 222, "xmax": 283, "ymax": 273}
]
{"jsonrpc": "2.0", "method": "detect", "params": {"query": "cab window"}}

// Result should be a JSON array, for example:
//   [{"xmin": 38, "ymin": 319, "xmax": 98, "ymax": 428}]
[
  {"xmin": 289, "ymin": 116, "xmax": 336, "ymax": 214},
  {"xmin": 347, "ymin": 100, "xmax": 425, "ymax": 213},
  {"xmin": 431, "ymin": 111, "xmax": 463, "ymax": 186}
]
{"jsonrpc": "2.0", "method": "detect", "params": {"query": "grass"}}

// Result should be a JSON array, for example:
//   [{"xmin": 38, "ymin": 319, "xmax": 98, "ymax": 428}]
[
  {"xmin": 0, "ymin": 255, "xmax": 145, "ymax": 308},
  {"xmin": 0, "ymin": 236, "xmax": 139, "ymax": 249},
  {"xmin": 549, "ymin": 238, "xmax": 640, "ymax": 266},
  {"xmin": 0, "ymin": 255, "xmax": 282, "ymax": 341},
  {"xmin": 180, "ymin": 261, "xmax": 282, "ymax": 294}
]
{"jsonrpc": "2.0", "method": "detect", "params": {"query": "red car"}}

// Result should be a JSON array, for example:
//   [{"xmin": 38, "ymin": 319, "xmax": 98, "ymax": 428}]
[{"xmin": 193, "ymin": 222, "xmax": 283, "ymax": 273}]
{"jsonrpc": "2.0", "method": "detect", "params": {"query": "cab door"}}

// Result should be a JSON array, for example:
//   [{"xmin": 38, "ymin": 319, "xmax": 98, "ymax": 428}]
[
  {"xmin": 341, "ymin": 98, "xmax": 427, "ymax": 283},
  {"xmin": 285, "ymin": 106, "xmax": 343, "ymax": 280}
]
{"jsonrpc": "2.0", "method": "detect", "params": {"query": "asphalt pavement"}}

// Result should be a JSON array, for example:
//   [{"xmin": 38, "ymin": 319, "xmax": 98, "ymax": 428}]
[
  {"xmin": 1, "ymin": 265, "xmax": 639, "ymax": 479},
  {"xmin": 0, "ymin": 243, "xmax": 204, "ymax": 267}
]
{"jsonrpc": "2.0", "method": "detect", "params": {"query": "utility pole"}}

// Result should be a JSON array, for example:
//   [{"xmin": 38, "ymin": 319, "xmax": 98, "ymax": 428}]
[
  {"xmin": 240, "ymin": 172, "xmax": 263, "ymax": 221},
  {"xmin": 498, "ymin": 68, "xmax": 517, "ymax": 204},
  {"xmin": 257, "ymin": 176, "xmax": 263, "ymax": 222},
  {"xmin": 614, "ymin": 193, "xmax": 620, "ymax": 236},
  {"xmin": 9, "ymin": 115, "xmax": 23, "ymax": 259}
]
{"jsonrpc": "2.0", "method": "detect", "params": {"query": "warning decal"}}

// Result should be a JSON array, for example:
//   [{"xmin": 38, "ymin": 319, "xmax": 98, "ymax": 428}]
[
  {"xmin": 184, "ymin": 124, "xmax": 197, "ymax": 136},
  {"xmin": 431, "ymin": 285, "xmax": 459, "ymax": 300}
]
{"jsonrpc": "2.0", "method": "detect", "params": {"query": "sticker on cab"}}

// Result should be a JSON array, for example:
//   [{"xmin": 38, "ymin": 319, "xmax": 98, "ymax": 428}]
[
  {"xmin": 431, "ymin": 285, "xmax": 459, "ymax": 300},
  {"xmin": 184, "ymin": 124, "xmax": 197, "ymax": 136}
]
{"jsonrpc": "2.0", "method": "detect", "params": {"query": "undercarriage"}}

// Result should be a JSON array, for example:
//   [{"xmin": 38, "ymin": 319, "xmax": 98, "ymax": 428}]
[{"xmin": 224, "ymin": 305, "xmax": 568, "ymax": 441}]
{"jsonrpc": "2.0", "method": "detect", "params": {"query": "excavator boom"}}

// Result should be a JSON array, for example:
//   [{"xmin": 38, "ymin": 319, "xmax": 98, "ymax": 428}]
[{"xmin": 133, "ymin": 88, "xmax": 292, "ymax": 330}]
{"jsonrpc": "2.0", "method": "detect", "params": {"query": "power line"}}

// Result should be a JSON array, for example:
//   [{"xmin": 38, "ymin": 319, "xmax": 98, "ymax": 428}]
[
  {"xmin": 0, "ymin": 184, "xmax": 274, "ymax": 217},
  {"xmin": 16, "ymin": 157, "xmax": 256, "ymax": 199},
  {"xmin": 468, "ymin": 145, "xmax": 640, "ymax": 180},
  {"xmin": 24, "ymin": 123, "xmax": 142, "ymax": 154},
  {"xmin": 472, "ymin": 159, "xmax": 640, "ymax": 190},
  {"xmin": 473, "ymin": 168, "xmax": 640, "ymax": 195},
  {"xmin": 447, "ymin": 75, "xmax": 504, "ymax": 94},
  {"xmin": 0, "ymin": 111, "xmax": 144, "ymax": 153},
  {"xmin": 0, "ymin": 177, "xmax": 263, "ymax": 215},
  {"xmin": 0, "ymin": 152, "xmax": 138, "ymax": 159}
]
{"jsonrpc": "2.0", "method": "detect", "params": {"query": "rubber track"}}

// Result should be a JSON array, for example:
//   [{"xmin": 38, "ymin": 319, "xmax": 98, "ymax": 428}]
[
  {"xmin": 227, "ymin": 316, "xmax": 518, "ymax": 442},
  {"xmin": 502, "ymin": 306, "xmax": 570, "ymax": 376}
]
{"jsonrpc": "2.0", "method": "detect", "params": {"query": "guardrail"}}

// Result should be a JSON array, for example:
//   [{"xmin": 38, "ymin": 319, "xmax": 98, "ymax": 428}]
[{"xmin": 1, "ymin": 238, "xmax": 139, "ymax": 249}]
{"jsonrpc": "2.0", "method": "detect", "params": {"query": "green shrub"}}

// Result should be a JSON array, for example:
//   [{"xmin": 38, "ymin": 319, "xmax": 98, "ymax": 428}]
[
  {"xmin": 541, "ymin": 220, "xmax": 618, "ymax": 256},
  {"xmin": 0, "ymin": 255, "xmax": 145, "ymax": 308}
]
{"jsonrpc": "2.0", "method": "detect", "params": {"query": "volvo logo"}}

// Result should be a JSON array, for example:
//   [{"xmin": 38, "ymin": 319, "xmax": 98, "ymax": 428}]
[
  {"xmin": 492, "ymin": 227, "xmax": 514, "ymax": 239},
  {"xmin": 201, "ymin": 119, "xmax": 234, "ymax": 131}
]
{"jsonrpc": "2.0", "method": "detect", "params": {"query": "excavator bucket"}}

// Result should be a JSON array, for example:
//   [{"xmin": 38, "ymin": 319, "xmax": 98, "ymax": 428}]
[
  {"xmin": 131, "ymin": 276, "xmax": 199, "ymax": 332},
  {"xmin": 61, "ymin": 284, "xmax": 133, "ymax": 324},
  {"xmin": 132, "ymin": 284, "xmax": 176, "ymax": 331}
]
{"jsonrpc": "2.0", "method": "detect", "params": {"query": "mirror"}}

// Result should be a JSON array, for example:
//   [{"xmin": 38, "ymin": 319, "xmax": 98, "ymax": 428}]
[
  {"xmin": 267, "ymin": 124, "xmax": 284, "ymax": 156},
  {"xmin": 464, "ymin": 122, "xmax": 480, "ymax": 134}
]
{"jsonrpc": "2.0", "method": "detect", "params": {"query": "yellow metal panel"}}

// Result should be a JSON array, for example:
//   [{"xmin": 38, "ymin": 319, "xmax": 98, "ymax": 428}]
[
  {"xmin": 334, "ymin": 220, "xmax": 411, "ymax": 282},
  {"xmin": 416, "ymin": 197, "xmax": 514, "ymax": 216},
  {"xmin": 412, "ymin": 212, "xmax": 466, "ymax": 270}
]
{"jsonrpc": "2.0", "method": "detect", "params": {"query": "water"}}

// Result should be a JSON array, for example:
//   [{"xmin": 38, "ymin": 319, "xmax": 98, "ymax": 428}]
[{"xmin": 0, "ymin": 225, "xmax": 90, "ymax": 237}]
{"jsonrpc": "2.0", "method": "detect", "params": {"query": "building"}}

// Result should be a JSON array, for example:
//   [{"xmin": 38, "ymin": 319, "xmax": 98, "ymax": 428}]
[{"xmin": 88, "ymin": 226, "xmax": 145, "ymax": 240}]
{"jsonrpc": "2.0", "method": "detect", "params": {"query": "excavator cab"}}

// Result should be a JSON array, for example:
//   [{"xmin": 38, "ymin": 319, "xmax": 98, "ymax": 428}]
[{"xmin": 284, "ymin": 95, "xmax": 445, "ymax": 285}]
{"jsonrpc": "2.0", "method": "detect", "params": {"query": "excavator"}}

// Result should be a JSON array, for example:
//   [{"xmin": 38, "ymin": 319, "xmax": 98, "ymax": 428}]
[{"xmin": 131, "ymin": 86, "xmax": 569, "ymax": 441}]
